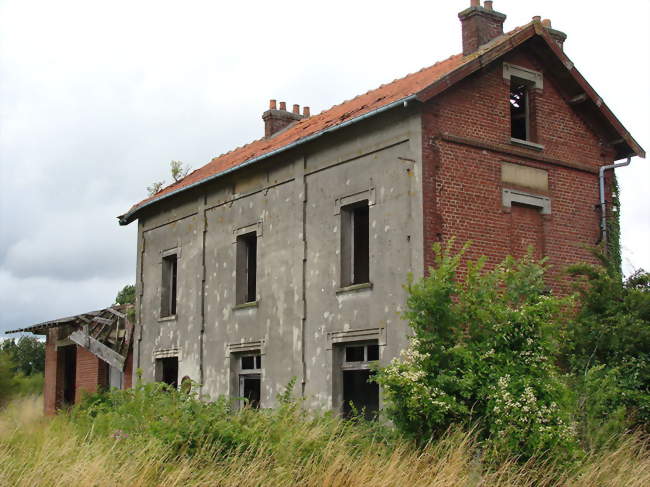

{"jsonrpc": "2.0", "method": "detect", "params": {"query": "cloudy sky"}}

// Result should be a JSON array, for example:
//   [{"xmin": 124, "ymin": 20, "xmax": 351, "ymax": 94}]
[{"xmin": 0, "ymin": 0, "xmax": 648, "ymax": 335}]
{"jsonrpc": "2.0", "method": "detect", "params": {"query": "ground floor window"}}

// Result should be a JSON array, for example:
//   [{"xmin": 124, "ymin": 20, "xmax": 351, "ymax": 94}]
[
  {"xmin": 156, "ymin": 356, "xmax": 178, "ymax": 388},
  {"xmin": 234, "ymin": 352, "xmax": 262, "ymax": 409},
  {"xmin": 339, "ymin": 343, "xmax": 380, "ymax": 420}
]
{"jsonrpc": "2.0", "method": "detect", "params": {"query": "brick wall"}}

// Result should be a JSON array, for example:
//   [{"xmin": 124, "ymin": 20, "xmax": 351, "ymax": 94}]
[
  {"xmin": 43, "ymin": 329, "xmax": 58, "ymax": 415},
  {"xmin": 74, "ymin": 346, "xmax": 108, "ymax": 402},
  {"xmin": 123, "ymin": 345, "xmax": 134, "ymax": 389},
  {"xmin": 422, "ymin": 46, "xmax": 615, "ymax": 292}
]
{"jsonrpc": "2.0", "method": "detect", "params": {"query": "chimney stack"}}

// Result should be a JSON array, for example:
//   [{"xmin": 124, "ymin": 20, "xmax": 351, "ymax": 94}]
[
  {"xmin": 262, "ymin": 99, "xmax": 307, "ymax": 138},
  {"xmin": 458, "ymin": 0, "xmax": 506, "ymax": 56}
]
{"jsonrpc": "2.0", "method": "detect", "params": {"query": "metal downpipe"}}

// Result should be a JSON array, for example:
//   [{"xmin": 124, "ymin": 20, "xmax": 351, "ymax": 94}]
[{"xmin": 598, "ymin": 157, "xmax": 631, "ymax": 246}]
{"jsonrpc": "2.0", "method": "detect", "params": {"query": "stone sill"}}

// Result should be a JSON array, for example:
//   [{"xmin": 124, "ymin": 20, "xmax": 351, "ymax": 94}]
[
  {"xmin": 336, "ymin": 282, "xmax": 373, "ymax": 295},
  {"xmin": 158, "ymin": 315, "xmax": 177, "ymax": 323},
  {"xmin": 510, "ymin": 138, "xmax": 545, "ymax": 151},
  {"xmin": 233, "ymin": 300, "xmax": 259, "ymax": 311}
]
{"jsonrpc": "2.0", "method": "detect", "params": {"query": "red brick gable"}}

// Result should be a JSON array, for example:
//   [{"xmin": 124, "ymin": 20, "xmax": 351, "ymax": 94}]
[{"xmin": 119, "ymin": 21, "xmax": 643, "ymax": 225}]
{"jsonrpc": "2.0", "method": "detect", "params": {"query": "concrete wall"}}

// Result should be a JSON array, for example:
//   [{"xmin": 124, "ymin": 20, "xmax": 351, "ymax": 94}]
[{"xmin": 134, "ymin": 107, "xmax": 423, "ymax": 410}]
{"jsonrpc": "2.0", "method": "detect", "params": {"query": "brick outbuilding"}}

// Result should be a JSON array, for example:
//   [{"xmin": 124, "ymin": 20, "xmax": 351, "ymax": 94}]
[{"xmin": 7, "ymin": 305, "xmax": 134, "ymax": 415}]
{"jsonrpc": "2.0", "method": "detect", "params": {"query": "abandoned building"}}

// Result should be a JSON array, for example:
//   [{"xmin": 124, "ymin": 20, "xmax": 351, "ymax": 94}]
[
  {"xmin": 6, "ymin": 305, "xmax": 134, "ymax": 415},
  {"xmin": 115, "ymin": 1, "xmax": 644, "ymax": 416}
]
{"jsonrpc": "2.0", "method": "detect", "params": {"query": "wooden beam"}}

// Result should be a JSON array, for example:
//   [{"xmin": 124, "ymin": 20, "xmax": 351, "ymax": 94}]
[
  {"xmin": 106, "ymin": 308, "xmax": 127, "ymax": 319},
  {"xmin": 568, "ymin": 93, "xmax": 588, "ymax": 105},
  {"xmin": 69, "ymin": 330, "xmax": 126, "ymax": 370},
  {"xmin": 92, "ymin": 316, "xmax": 113, "ymax": 326}
]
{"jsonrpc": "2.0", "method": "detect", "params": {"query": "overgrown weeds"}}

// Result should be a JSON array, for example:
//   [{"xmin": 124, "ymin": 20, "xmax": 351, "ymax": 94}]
[{"xmin": 1, "ymin": 392, "xmax": 649, "ymax": 486}]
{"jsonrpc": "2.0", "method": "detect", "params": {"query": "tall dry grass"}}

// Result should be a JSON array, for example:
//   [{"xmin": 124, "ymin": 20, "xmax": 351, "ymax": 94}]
[{"xmin": 1, "ymin": 395, "xmax": 649, "ymax": 487}]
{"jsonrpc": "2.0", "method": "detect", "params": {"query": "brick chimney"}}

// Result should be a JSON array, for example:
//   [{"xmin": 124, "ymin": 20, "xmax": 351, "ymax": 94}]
[
  {"xmin": 541, "ymin": 18, "xmax": 567, "ymax": 51},
  {"xmin": 458, "ymin": 0, "xmax": 507, "ymax": 56},
  {"xmin": 262, "ymin": 99, "xmax": 307, "ymax": 138}
]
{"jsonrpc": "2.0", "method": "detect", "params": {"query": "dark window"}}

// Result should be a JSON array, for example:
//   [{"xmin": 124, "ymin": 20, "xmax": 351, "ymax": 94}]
[
  {"xmin": 510, "ymin": 78, "xmax": 529, "ymax": 141},
  {"xmin": 240, "ymin": 375, "xmax": 261, "ymax": 409},
  {"xmin": 236, "ymin": 232, "xmax": 257, "ymax": 304},
  {"xmin": 341, "ymin": 201, "xmax": 370, "ymax": 286},
  {"xmin": 345, "ymin": 346, "xmax": 365, "ymax": 362},
  {"xmin": 157, "ymin": 357, "xmax": 178, "ymax": 388},
  {"xmin": 343, "ymin": 370, "xmax": 379, "ymax": 420},
  {"xmin": 367, "ymin": 344, "xmax": 379, "ymax": 361},
  {"xmin": 161, "ymin": 254, "xmax": 178, "ymax": 317},
  {"xmin": 241, "ymin": 354, "xmax": 262, "ymax": 370}
]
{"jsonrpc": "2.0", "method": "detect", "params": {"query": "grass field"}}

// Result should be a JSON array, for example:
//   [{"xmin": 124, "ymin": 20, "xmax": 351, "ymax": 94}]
[{"xmin": 1, "ymin": 395, "xmax": 649, "ymax": 487}]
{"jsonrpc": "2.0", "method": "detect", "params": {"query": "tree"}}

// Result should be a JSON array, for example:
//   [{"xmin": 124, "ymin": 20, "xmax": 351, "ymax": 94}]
[
  {"xmin": 1, "ymin": 336, "xmax": 44, "ymax": 376},
  {"xmin": 115, "ymin": 284, "xmax": 136, "ymax": 305},
  {"xmin": 563, "ymin": 254, "xmax": 650, "ymax": 438}
]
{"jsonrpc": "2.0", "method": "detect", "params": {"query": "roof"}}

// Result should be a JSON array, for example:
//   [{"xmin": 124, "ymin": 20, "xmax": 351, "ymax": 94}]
[
  {"xmin": 7, "ymin": 304, "xmax": 134, "ymax": 370},
  {"xmin": 5, "ymin": 304, "xmax": 131, "ymax": 335},
  {"xmin": 119, "ymin": 21, "xmax": 644, "ymax": 225}
]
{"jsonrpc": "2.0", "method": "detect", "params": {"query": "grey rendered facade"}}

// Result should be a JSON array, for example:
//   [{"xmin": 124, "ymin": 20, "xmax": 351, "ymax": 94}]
[{"xmin": 133, "ymin": 108, "xmax": 424, "ymax": 411}]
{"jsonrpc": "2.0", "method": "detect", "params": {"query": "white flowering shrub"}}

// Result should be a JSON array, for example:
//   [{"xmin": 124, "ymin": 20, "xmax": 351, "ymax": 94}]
[{"xmin": 373, "ymin": 242, "xmax": 579, "ymax": 463}]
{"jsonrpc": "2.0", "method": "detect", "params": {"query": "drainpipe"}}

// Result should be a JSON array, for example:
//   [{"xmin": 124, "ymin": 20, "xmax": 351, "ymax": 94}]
[{"xmin": 598, "ymin": 157, "xmax": 631, "ymax": 246}]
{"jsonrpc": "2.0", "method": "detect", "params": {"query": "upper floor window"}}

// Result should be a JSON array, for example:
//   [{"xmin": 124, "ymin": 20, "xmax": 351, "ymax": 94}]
[
  {"xmin": 236, "ymin": 231, "xmax": 257, "ymax": 304},
  {"xmin": 503, "ymin": 63, "xmax": 544, "ymax": 147},
  {"xmin": 161, "ymin": 253, "xmax": 177, "ymax": 317},
  {"xmin": 341, "ymin": 200, "xmax": 370, "ymax": 287},
  {"xmin": 510, "ymin": 77, "xmax": 530, "ymax": 141}
]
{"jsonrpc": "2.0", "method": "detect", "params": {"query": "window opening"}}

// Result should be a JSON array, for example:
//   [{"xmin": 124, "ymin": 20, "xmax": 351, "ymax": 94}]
[
  {"xmin": 161, "ymin": 253, "xmax": 178, "ymax": 317},
  {"xmin": 236, "ymin": 232, "xmax": 257, "ymax": 304},
  {"xmin": 156, "ymin": 356, "xmax": 178, "ymax": 388},
  {"xmin": 510, "ymin": 78, "xmax": 530, "ymax": 141},
  {"xmin": 238, "ymin": 352, "xmax": 262, "ymax": 409},
  {"xmin": 341, "ymin": 343, "xmax": 380, "ymax": 419},
  {"xmin": 341, "ymin": 201, "xmax": 370, "ymax": 286}
]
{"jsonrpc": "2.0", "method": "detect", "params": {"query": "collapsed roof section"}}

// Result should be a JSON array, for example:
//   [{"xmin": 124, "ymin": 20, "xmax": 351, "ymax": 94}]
[
  {"xmin": 118, "ymin": 19, "xmax": 645, "ymax": 226},
  {"xmin": 6, "ymin": 304, "xmax": 134, "ymax": 371}
]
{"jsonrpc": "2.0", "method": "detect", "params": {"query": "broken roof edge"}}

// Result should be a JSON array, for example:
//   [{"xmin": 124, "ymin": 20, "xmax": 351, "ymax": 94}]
[
  {"xmin": 5, "ymin": 304, "xmax": 133, "ymax": 335},
  {"xmin": 118, "ymin": 94, "xmax": 419, "ymax": 225}
]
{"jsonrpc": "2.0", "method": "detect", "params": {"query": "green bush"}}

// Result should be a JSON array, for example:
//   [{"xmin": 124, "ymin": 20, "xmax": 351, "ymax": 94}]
[
  {"xmin": 564, "ymin": 256, "xmax": 650, "ymax": 437},
  {"xmin": 373, "ymin": 242, "xmax": 579, "ymax": 464}
]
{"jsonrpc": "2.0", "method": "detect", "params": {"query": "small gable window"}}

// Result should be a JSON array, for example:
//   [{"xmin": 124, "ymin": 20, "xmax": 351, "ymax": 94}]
[
  {"xmin": 503, "ymin": 63, "xmax": 544, "ymax": 148},
  {"xmin": 510, "ymin": 78, "xmax": 530, "ymax": 141}
]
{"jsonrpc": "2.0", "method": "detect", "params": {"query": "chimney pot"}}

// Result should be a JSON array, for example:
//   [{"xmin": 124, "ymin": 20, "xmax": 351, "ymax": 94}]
[
  {"xmin": 484, "ymin": 1, "xmax": 493, "ymax": 11},
  {"xmin": 269, "ymin": 99, "xmax": 277, "ymax": 110},
  {"xmin": 279, "ymin": 101, "xmax": 286, "ymax": 111},
  {"xmin": 470, "ymin": 0, "xmax": 479, "ymax": 6},
  {"xmin": 532, "ymin": 15, "xmax": 541, "ymax": 22},
  {"xmin": 303, "ymin": 106, "xmax": 310, "ymax": 117},
  {"xmin": 542, "ymin": 18, "xmax": 552, "ymax": 28},
  {"xmin": 293, "ymin": 104, "xmax": 300, "ymax": 114}
]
